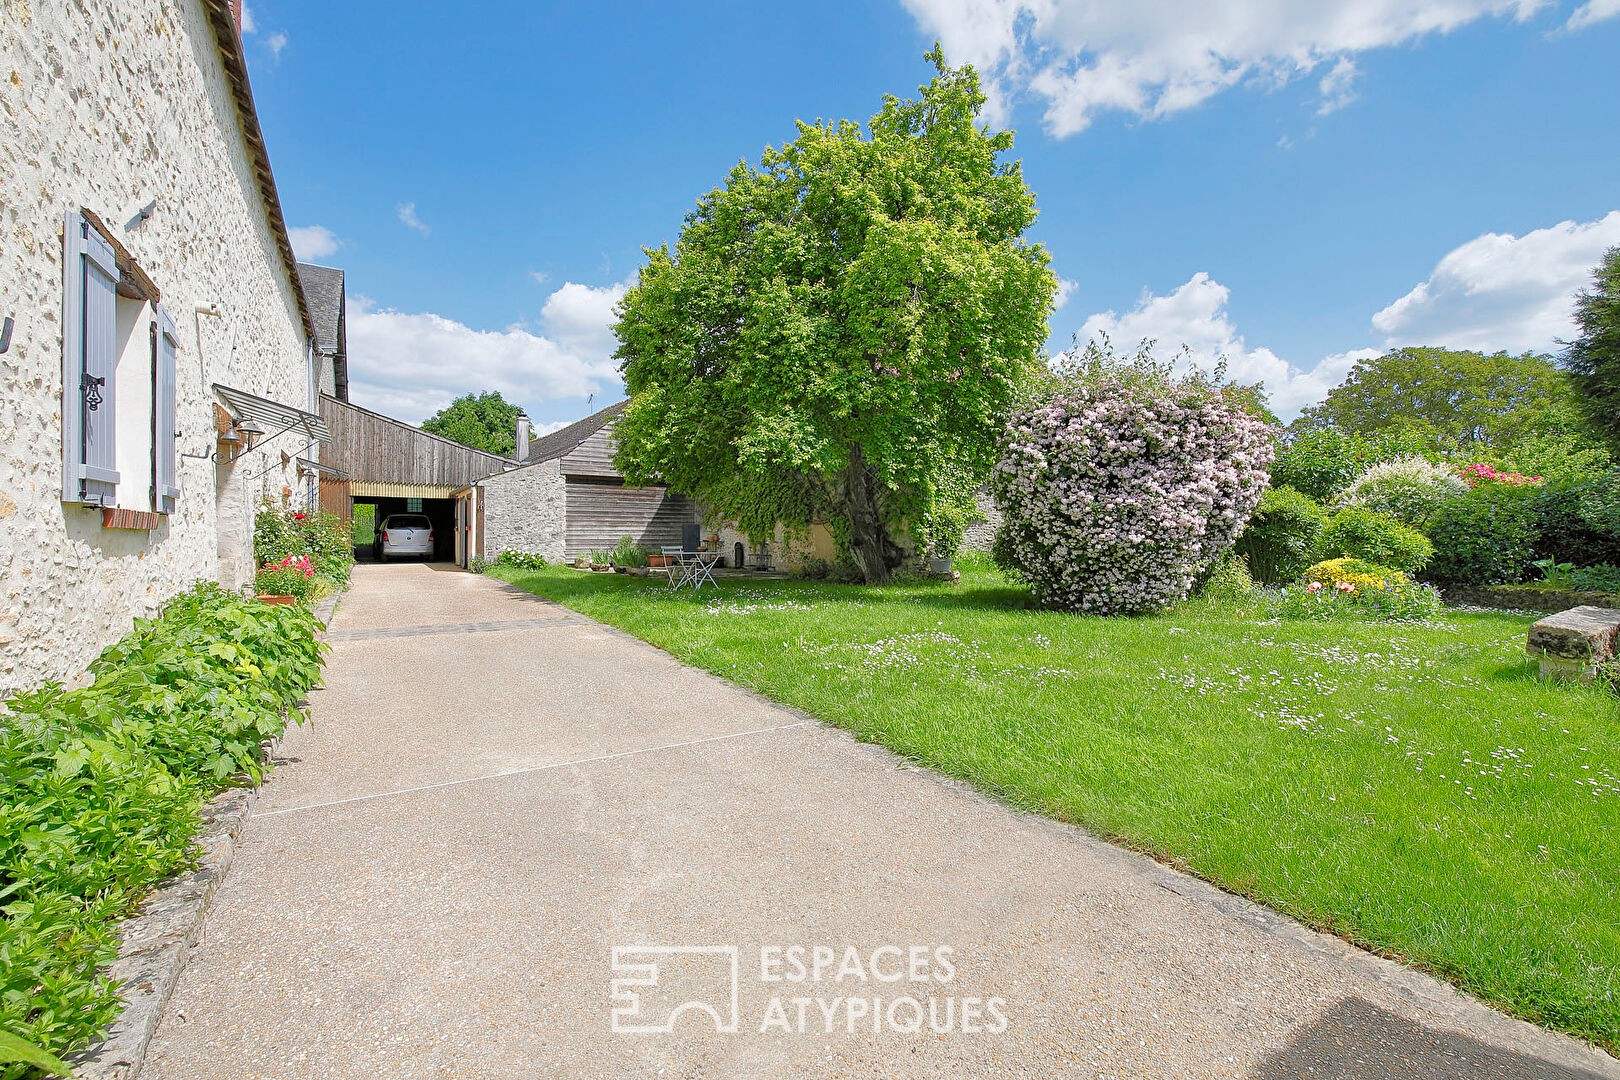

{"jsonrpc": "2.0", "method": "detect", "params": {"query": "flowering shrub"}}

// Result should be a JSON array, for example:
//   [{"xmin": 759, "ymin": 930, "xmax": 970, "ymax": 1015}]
[
  {"xmin": 1337, "ymin": 455, "xmax": 1467, "ymax": 527},
  {"xmin": 254, "ymin": 555, "xmax": 327, "ymax": 603},
  {"xmin": 494, "ymin": 550, "xmax": 549, "ymax": 571},
  {"xmin": 991, "ymin": 365, "xmax": 1273, "ymax": 614},
  {"xmin": 1458, "ymin": 463, "xmax": 1543, "ymax": 488},
  {"xmin": 254, "ymin": 503, "xmax": 355, "ymax": 584},
  {"xmin": 1319, "ymin": 506, "xmax": 1434, "ymax": 573},
  {"xmin": 1302, "ymin": 557, "xmax": 1407, "ymax": 591},
  {"xmin": 1235, "ymin": 485, "xmax": 1329, "ymax": 583},
  {"xmin": 1276, "ymin": 557, "xmax": 1443, "ymax": 621}
]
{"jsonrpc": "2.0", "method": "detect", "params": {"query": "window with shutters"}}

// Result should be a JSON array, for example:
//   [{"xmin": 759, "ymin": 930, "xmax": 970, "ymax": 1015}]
[{"xmin": 61, "ymin": 210, "xmax": 181, "ymax": 517}]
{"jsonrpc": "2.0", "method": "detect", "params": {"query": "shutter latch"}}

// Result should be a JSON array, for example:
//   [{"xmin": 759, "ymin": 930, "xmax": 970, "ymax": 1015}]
[{"xmin": 82, "ymin": 372, "xmax": 106, "ymax": 411}]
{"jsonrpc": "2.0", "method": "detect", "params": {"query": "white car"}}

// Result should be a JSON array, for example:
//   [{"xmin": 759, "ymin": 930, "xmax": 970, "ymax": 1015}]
[{"xmin": 376, "ymin": 514, "xmax": 434, "ymax": 561}]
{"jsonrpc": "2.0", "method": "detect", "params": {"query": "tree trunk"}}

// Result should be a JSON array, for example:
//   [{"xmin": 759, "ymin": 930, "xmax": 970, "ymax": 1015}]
[{"xmin": 840, "ymin": 445, "xmax": 893, "ymax": 586}]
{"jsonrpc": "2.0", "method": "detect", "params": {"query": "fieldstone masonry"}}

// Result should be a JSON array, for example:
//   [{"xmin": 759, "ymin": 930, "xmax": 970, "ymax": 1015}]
[
  {"xmin": 0, "ymin": 0, "xmax": 311, "ymax": 694},
  {"xmin": 1526, "ymin": 606, "xmax": 1620, "ymax": 683},
  {"xmin": 480, "ymin": 459, "xmax": 567, "ymax": 562}
]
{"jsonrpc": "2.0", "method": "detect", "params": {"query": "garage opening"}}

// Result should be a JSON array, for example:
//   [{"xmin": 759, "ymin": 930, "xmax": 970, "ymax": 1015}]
[
  {"xmin": 355, "ymin": 495, "xmax": 458, "ymax": 562},
  {"xmin": 323, "ymin": 479, "xmax": 472, "ymax": 564}
]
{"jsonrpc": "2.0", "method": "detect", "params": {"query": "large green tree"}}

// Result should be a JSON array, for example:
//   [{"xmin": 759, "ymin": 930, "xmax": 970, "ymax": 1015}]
[
  {"xmin": 1568, "ymin": 246, "xmax": 1620, "ymax": 452},
  {"xmin": 1296, "ymin": 346, "xmax": 1580, "ymax": 450},
  {"xmin": 421, "ymin": 391, "xmax": 523, "ymax": 455},
  {"xmin": 611, "ymin": 51, "xmax": 1055, "ymax": 584}
]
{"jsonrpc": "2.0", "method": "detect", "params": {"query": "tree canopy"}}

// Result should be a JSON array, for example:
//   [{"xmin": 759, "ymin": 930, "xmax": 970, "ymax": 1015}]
[
  {"xmin": 421, "ymin": 391, "xmax": 523, "ymax": 456},
  {"xmin": 611, "ymin": 50, "xmax": 1056, "ymax": 583},
  {"xmin": 1568, "ymin": 246, "xmax": 1620, "ymax": 453},
  {"xmin": 1296, "ymin": 346, "xmax": 1580, "ymax": 450}
]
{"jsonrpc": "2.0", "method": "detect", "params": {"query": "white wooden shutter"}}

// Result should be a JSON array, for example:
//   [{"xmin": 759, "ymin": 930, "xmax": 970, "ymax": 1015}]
[
  {"xmin": 61, "ymin": 211, "xmax": 120, "ymax": 506},
  {"xmin": 154, "ymin": 303, "xmax": 180, "ymax": 512}
]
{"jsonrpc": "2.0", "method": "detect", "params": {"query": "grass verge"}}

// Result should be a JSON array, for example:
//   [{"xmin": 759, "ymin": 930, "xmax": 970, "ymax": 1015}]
[{"xmin": 490, "ymin": 561, "xmax": 1619, "ymax": 1052}]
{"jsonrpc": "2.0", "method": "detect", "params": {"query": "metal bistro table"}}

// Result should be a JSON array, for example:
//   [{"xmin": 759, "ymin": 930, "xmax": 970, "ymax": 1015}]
[{"xmin": 662, "ymin": 547, "xmax": 722, "ymax": 591}]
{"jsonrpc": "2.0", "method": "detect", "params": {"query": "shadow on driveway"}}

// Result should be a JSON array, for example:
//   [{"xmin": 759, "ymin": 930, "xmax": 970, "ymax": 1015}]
[{"xmin": 1250, "ymin": 998, "xmax": 1612, "ymax": 1080}]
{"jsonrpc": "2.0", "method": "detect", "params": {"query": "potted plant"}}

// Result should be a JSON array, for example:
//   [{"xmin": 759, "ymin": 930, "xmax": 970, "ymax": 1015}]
[{"xmin": 254, "ymin": 555, "xmax": 316, "ymax": 605}]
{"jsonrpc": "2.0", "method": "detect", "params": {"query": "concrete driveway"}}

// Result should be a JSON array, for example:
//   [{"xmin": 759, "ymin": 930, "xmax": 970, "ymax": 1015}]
[{"xmin": 144, "ymin": 562, "xmax": 1620, "ymax": 1079}]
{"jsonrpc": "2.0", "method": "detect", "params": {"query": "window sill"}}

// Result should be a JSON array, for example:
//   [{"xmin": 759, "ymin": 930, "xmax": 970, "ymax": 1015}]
[{"xmin": 102, "ymin": 507, "xmax": 163, "ymax": 531}]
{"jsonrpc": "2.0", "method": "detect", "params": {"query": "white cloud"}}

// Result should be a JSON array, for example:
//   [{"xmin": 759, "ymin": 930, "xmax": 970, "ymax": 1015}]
[
  {"xmin": 344, "ymin": 281, "xmax": 632, "ymax": 425},
  {"xmin": 396, "ymin": 202, "xmax": 430, "ymax": 235},
  {"xmin": 240, "ymin": 3, "xmax": 257, "ymax": 33},
  {"xmin": 529, "ymin": 270, "xmax": 550, "ymax": 285},
  {"xmin": 265, "ymin": 30, "xmax": 287, "ymax": 61},
  {"xmin": 1053, "ymin": 277, "xmax": 1078, "ymax": 310},
  {"xmin": 1076, "ymin": 272, "xmax": 1378, "ymax": 416},
  {"xmin": 1567, "ymin": 0, "xmax": 1620, "ymax": 29},
  {"xmin": 1372, "ymin": 210, "xmax": 1620, "ymax": 352},
  {"xmin": 1316, "ymin": 57, "xmax": 1360, "ymax": 115},
  {"xmin": 900, "ymin": 0, "xmax": 1549, "ymax": 135},
  {"xmin": 287, "ymin": 225, "xmax": 339, "ymax": 260}
]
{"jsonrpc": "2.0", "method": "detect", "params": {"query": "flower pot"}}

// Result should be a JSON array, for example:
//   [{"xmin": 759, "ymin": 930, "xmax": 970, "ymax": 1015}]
[
  {"xmin": 256, "ymin": 594, "xmax": 296, "ymax": 606},
  {"xmin": 649, "ymin": 554, "xmax": 669, "ymax": 568}
]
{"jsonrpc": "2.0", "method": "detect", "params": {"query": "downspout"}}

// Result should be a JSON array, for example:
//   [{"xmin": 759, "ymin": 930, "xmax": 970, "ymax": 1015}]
[{"xmin": 305, "ymin": 337, "xmax": 317, "ymax": 511}]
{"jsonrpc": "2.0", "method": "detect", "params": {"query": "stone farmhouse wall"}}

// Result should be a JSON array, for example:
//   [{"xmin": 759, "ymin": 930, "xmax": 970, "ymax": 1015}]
[
  {"xmin": 481, "ymin": 460, "xmax": 567, "ymax": 563},
  {"xmin": 0, "ymin": 0, "xmax": 311, "ymax": 694},
  {"xmin": 961, "ymin": 487, "xmax": 1002, "ymax": 553}
]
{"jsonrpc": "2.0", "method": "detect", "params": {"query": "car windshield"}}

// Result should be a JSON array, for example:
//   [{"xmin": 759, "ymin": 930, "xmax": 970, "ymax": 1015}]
[{"xmin": 386, "ymin": 516, "xmax": 430, "ymax": 529}]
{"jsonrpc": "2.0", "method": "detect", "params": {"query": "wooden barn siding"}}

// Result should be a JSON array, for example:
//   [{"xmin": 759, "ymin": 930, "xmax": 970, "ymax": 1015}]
[
  {"xmin": 319, "ymin": 396, "xmax": 508, "ymax": 488},
  {"xmin": 564, "ymin": 480, "xmax": 696, "ymax": 555},
  {"xmin": 319, "ymin": 477, "xmax": 352, "ymax": 527},
  {"xmin": 557, "ymin": 425, "xmax": 621, "ymax": 479}
]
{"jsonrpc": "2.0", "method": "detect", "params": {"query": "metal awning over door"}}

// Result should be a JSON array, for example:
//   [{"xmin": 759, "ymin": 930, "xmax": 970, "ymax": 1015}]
[{"xmin": 214, "ymin": 383, "xmax": 330, "ymax": 441}]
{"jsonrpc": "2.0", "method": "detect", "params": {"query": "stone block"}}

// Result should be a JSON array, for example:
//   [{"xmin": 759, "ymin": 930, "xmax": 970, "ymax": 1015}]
[{"xmin": 1526, "ymin": 605, "xmax": 1620, "ymax": 683}]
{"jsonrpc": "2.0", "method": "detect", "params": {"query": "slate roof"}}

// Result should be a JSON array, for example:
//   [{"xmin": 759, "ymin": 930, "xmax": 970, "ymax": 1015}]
[
  {"xmin": 297, "ymin": 261, "xmax": 348, "ymax": 399},
  {"xmin": 297, "ymin": 263, "xmax": 344, "ymax": 352},
  {"xmin": 526, "ymin": 399, "xmax": 628, "ymax": 465}
]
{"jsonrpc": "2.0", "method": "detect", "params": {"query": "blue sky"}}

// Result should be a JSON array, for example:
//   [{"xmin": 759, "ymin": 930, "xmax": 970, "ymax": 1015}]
[{"xmin": 246, "ymin": 0, "xmax": 1620, "ymax": 428}]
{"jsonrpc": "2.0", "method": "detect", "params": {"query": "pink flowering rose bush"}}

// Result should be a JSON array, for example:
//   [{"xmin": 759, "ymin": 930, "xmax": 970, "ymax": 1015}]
[{"xmin": 990, "ymin": 365, "xmax": 1274, "ymax": 614}]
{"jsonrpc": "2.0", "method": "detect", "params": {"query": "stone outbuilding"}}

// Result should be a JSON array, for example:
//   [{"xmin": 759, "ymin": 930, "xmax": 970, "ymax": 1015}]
[
  {"xmin": 479, "ymin": 401, "xmax": 699, "ymax": 563},
  {"xmin": 0, "ymin": 0, "xmax": 325, "ymax": 694}
]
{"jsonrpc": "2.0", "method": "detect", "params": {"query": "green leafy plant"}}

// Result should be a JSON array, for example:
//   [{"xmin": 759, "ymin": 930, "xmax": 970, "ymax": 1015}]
[
  {"xmin": 420, "ymin": 390, "xmax": 525, "ymax": 455},
  {"xmin": 1320, "ymin": 507, "xmax": 1434, "ymax": 574},
  {"xmin": 0, "ymin": 1032, "xmax": 74, "ymax": 1078},
  {"xmin": 1235, "ymin": 485, "xmax": 1329, "ymax": 584},
  {"xmin": 1571, "ymin": 564, "xmax": 1620, "ymax": 594},
  {"xmin": 1426, "ymin": 483, "xmax": 1540, "ymax": 584},
  {"xmin": 1197, "ymin": 552, "xmax": 1257, "ymax": 603},
  {"xmin": 494, "ymin": 550, "xmax": 549, "ymax": 571},
  {"xmin": 608, "ymin": 536, "xmax": 650, "ymax": 568},
  {"xmin": 1270, "ymin": 428, "xmax": 1374, "ymax": 502},
  {"xmin": 0, "ymin": 583, "xmax": 325, "ymax": 1069}
]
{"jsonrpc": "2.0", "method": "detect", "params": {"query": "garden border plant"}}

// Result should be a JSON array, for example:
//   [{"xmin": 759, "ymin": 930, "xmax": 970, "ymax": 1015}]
[{"xmin": 0, "ymin": 584, "xmax": 326, "ymax": 1074}]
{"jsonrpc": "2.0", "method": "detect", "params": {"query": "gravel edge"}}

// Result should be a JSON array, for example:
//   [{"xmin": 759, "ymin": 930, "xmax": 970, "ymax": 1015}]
[{"xmin": 69, "ymin": 787, "xmax": 255, "ymax": 1080}]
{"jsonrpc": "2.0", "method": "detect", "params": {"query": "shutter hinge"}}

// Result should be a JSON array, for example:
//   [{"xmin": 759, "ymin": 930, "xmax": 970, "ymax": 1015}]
[{"xmin": 82, "ymin": 372, "xmax": 106, "ymax": 411}]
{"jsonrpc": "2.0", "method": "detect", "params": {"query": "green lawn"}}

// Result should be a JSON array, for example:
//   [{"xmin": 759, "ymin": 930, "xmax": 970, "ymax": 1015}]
[{"xmin": 491, "ymin": 560, "xmax": 1620, "ymax": 1050}]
